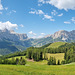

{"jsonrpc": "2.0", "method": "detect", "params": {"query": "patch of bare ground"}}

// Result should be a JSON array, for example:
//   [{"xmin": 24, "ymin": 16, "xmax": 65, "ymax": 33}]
[{"xmin": 27, "ymin": 59, "xmax": 34, "ymax": 62}]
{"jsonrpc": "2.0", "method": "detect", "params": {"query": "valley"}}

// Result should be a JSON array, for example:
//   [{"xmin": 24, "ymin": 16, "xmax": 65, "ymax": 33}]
[
  {"xmin": 0, "ymin": 42, "xmax": 75, "ymax": 75},
  {"xmin": 0, "ymin": 0, "xmax": 75, "ymax": 75}
]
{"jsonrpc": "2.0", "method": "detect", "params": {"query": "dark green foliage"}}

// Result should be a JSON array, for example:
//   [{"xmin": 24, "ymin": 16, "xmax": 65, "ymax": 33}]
[
  {"xmin": 57, "ymin": 60, "xmax": 61, "ymax": 65},
  {"xmin": 64, "ymin": 46, "xmax": 75, "ymax": 63},
  {"xmin": 0, "ymin": 58, "xmax": 2, "ymax": 64},
  {"xmin": 18, "ymin": 57, "xmax": 26, "ymax": 65},
  {"xmin": 0, "ymin": 57, "xmax": 26, "ymax": 65},
  {"xmin": 47, "ymin": 56, "xmax": 56, "ymax": 65},
  {"xmin": 26, "ymin": 47, "xmax": 43, "ymax": 61},
  {"xmin": 0, "ymin": 51, "xmax": 27, "ymax": 59},
  {"xmin": 61, "ymin": 60, "xmax": 66, "ymax": 64},
  {"xmin": 16, "ymin": 58, "xmax": 19, "ymax": 65}
]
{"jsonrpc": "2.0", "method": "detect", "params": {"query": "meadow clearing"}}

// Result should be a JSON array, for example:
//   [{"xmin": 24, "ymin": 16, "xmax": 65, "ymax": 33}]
[{"xmin": 0, "ymin": 53, "xmax": 74, "ymax": 75}]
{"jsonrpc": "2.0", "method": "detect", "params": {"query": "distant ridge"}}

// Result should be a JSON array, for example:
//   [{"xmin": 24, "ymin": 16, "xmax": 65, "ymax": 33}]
[{"xmin": 0, "ymin": 29, "xmax": 75, "ymax": 55}]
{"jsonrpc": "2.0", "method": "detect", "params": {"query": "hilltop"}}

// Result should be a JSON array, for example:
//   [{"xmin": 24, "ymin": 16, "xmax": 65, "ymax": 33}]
[{"xmin": 47, "ymin": 42, "xmax": 66, "ymax": 48}]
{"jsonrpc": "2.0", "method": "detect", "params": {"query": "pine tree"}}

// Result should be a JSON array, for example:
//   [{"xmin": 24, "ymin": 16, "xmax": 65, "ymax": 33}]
[{"xmin": 57, "ymin": 60, "xmax": 60, "ymax": 65}]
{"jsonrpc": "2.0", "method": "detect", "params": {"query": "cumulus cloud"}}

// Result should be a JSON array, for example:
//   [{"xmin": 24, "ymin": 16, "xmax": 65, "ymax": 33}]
[
  {"xmin": 41, "ymin": 32, "xmax": 45, "ymax": 35},
  {"xmin": 43, "ymin": 14, "xmax": 55, "ymax": 21},
  {"xmin": 29, "ymin": 9, "xmax": 44, "ymax": 15},
  {"xmin": 29, "ymin": 8, "xmax": 55, "ymax": 21},
  {"xmin": 58, "ymin": 13, "xmax": 63, "ymax": 16},
  {"xmin": 38, "ymin": 0, "xmax": 75, "ymax": 11},
  {"xmin": 7, "ymin": 10, "xmax": 16, "ymax": 15},
  {"xmin": 51, "ymin": 10, "xmax": 57, "ymax": 16},
  {"xmin": 20, "ymin": 24, "xmax": 24, "ymax": 27},
  {"xmin": 0, "ymin": 0, "xmax": 3, "ymax": 10},
  {"xmin": 0, "ymin": 12, "xmax": 2, "ymax": 14},
  {"xmin": 5, "ymin": 7, "xmax": 8, "ymax": 10},
  {"xmin": 29, "ymin": 31, "xmax": 37, "ymax": 35},
  {"xmin": 38, "ymin": 0, "xmax": 45, "ymax": 4},
  {"xmin": 44, "ymin": 14, "xmax": 52, "ymax": 19},
  {"xmin": 0, "ymin": 21, "xmax": 18, "ymax": 30},
  {"xmin": 71, "ymin": 17, "xmax": 75, "ymax": 24},
  {"xmin": 12, "ymin": 10, "xmax": 16, "ymax": 13},
  {"xmin": 64, "ymin": 21, "xmax": 71, "ymax": 24},
  {"xmin": 29, "ymin": 32, "xmax": 46, "ymax": 39}
]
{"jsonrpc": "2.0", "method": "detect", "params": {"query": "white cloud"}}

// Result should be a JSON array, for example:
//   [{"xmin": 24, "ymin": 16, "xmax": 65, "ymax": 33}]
[
  {"xmin": 64, "ymin": 21, "xmax": 71, "ymax": 24},
  {"xmin": 38, "ymin": 35, "xmax": 44, "ymax": 38},
  {"xmin": 5, "ymin": 7, "xmax": 8, "ymax": 10},
  {"xmin": 38, "ymin": 0, "xmax": 45, "ymax": 4},
  {"xmin": 0, "ymin": 12, "xmax": 2, "ymax": 14},
  {"xmin": 20, "ymin": 24, "xmax": 24, "ymax": 27},
  {"xmin": 12, "ymin": 10, "xmax": 16, "ymax": 13},
  {"xmin": 29, "ymin": 9, "xmax": 44, "ymax": 15},
  {"xmin": 44, "ymin": 14, "xmax": 52, "ymax": 19},
  {"xmin": 0, "ymin": 21, "xmax": 18, "ymax": 30},
  {"xmin": 38, "ymin": 4, "xmax": 42, "ymax": 6},
  {"xmin": 71, "ymin": 17, "xmax": 75, "ymax": 24},
  {"xmin": 29, "ymin": 8, "xmax": 55, "ymax": 21},
  {"xmin": 37, "ymin": 10, "xmax": 44, "ymax": 15},
  {"xmin": 58, "ymin": 13, "xmax": 63, "ymax": 16},
  {"xmin": 29, "ymin": 31, "xmax": 37, "ymax": 35},
  {"xmin": 41, "ymin": 33, "xmax": 45, "ymax": 35},
  {"xmin": 51, "ymin": 10, "xmax": 57, "ymax": 16},
  {"xmin": 7, "ymin": 10, "xmax": 16, "ymax": 15},
  {"xmin": 43, "ymin": 14, "xmax": 55, "ymax": 21},
  {"xmin": 50, "ymin": 18, "xmax": 55, "ymax": 21},
  {"xmin": 0, "ymin": 0, "xmax": 3, "ymax": 10},
  {"xmin": 38, "ymin": 0, "xmax": 75, "ymax": 11},
  {"xmin": 29, "ymin": 11, "xmax": 35, "ymax": 14}
]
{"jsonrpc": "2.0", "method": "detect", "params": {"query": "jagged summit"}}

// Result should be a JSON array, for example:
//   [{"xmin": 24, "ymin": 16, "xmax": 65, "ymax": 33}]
[
  {"xmin": 44, "ymin": 30, "xmax": 75, "ymax": 41},
  {"xmin": 0, "ymin": 29, "xmax": 28, "ymax": 41}
]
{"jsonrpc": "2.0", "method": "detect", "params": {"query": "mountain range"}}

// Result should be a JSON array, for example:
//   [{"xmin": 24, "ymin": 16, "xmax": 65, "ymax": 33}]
[{"xmin": 0, "ymin": 29, "xmax": 75, "ymax": 55}]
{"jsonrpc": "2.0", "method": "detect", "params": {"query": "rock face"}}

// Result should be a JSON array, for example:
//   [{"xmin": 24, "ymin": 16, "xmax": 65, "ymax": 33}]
[
  {"xmin": 0, "ymin": 29, "xmax": 28, "ymax": 41},
  {"xmin": 45, "ymin": 30, "xmax": 75, "ymax": 41},
  {"xmin": 1, "ymin": 29, "xmax": 75, "ymax": 48}
]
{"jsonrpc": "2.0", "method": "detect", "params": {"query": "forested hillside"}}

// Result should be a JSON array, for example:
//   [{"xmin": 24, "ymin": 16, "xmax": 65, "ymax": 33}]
[{"xmin": 1, "ymin": 42, "xmax": 75, "ymax": 65}]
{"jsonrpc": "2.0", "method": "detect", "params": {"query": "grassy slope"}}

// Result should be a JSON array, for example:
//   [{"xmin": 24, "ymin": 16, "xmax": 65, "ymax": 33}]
[
  {"xmin": 0, "ymin": 53, "xmax": 75, "ymax": 75},
  {"xmin": 47, "ymin": 42, "xmax": 66, "ymax": 48},
  {"xmin": 46, "ymin": 53, "xmax": 64, "ymax": 63},
  {"xmin": 0, "ymin": 62, "xmax": 75, "ymax": 75}
]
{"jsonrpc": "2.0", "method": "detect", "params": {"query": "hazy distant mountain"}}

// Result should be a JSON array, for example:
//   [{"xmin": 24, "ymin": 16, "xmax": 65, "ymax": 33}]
[
  {"xmin": 32, "ymin": 30, "xmax": 75, "ymax": 47},
  {"xmin": 0, "ymin": 29, "xmax": 32, "ymax": 55},
  {"xmin": 45, "ymin": 30, "xmax": 75, "ymax": 42},
  {"xmin": 0, "ymin": 29, "xmax": 28, "ymax": 41},
  {"xmin": 0, "ymin": 29, "xmax": 75, "ymax": 55}
]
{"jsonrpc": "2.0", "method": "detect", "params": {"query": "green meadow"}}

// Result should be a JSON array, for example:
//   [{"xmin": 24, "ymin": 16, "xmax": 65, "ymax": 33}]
[
  {"xmin": 47, "ymin": 42, "xmax": 66, "ymax": 48},
  {"xmin": 0, "ymin": 61, "xmax": 75, "ymax": 75},
  {"xmin": 0, "ymin": 53, "xmax": 74, "ymax": 75},
  {"xmin": 46, "ymin": 53, "xmax": 64, "ymax": 63}
]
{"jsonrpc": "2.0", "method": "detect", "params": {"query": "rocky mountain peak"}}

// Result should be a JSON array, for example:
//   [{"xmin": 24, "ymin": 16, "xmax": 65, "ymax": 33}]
[{"xmin": 0, "ymin": 29, "xmax": 28, "ymax": 41}]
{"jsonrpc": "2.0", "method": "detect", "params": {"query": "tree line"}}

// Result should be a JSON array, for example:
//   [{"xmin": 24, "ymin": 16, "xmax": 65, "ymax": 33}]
[
  {"xmin": 0, "ymin": 42, "xmax": 75, "ymax": 65},
  {"xmin": 0, "ymin": 57, "xmax": 26, "ymax": 65}
]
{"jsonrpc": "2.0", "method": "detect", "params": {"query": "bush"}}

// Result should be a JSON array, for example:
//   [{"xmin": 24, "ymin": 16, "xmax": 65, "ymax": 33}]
[
  {"xmin": 61, "ymin": 60, "xmax": 66, "ymax": 64},
  {"xmin": 47, "ymin": 56, "xmax": 56, "ymax": 65},
  {"xmin": 57, "ymin": 60, "xmax": 61, "ymax": 65}
]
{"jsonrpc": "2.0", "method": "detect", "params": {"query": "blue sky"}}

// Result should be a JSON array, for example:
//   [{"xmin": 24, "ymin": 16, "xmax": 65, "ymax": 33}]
[{"xmin": 0, "ymin": 0, "xmax": 75, "ymax": 38}]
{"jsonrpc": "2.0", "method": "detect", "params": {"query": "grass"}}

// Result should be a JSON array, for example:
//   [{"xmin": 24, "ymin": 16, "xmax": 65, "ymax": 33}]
[
  {"xmin": 46, "ymin": 53, "xmax": 65, "ymax": 63},
  {"xmin": 0, "ymin": 62, "xmax": 75, "ymax": 75},
  {"xmin": 47, "ymin": 42, "xmax": 66, "ymax": 48},
  {"xmin": 0, "ymin": 53, "xmax": 74, "ymax": 75},
  {"xmin": 8, "ymin": 56, "xmax": 26, "ymax": 60},
  {"xmin": 0, "ymin": 55, "xmax": 2, "ymax": 56}
]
